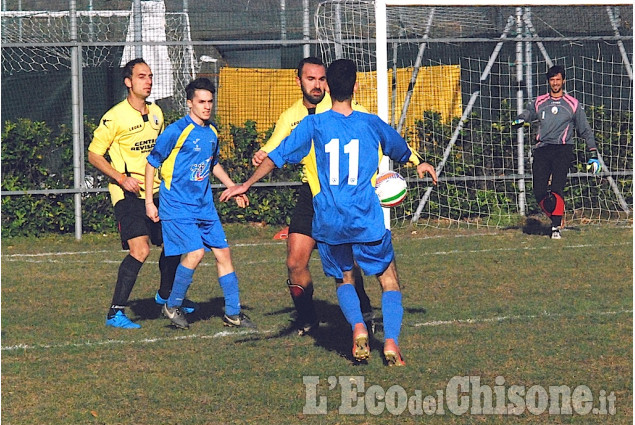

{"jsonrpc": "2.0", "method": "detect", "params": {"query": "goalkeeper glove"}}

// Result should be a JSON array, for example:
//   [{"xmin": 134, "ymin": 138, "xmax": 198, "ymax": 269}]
[
  {"xmin": 511, "ymin": 118, "xmax": 529, "ymax": 129},
  {"xmin": 586, "ymin": 150, "xmax": 601, "ymax": 175}
]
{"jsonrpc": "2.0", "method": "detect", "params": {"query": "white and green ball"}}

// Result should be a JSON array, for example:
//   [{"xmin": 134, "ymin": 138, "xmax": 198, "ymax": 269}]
[{"xmin": 375, "ymin": 171, "xmax": 408, "ymax": 208}]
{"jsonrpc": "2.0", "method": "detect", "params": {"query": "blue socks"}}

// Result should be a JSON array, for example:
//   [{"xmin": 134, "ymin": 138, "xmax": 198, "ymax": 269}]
[
  {"xmin": 219, "ymin": 272, "xmax": 241, "ymax": 316},
  {"xmin": 167, "ymin": 267, "xmax": 242, "ymax": 316},
  {"xmin": 167, "ymin": 264, "xmax": 194, "ymax": 308},
  {"xmin": 382, "ymin": 290, "xmax": 403, "ymax": 345},
  {"xmin": 336, "ymin": 284, "xmax": 365, "ymax": 331}
]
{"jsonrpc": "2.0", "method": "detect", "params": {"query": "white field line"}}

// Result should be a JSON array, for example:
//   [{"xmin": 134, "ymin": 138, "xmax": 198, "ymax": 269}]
[
  {"xmin": 1, "ymin": 241, "xmax": 630, "ymax": 265},
  {"xmin": 413, "ymin": 309, "xmax": 633, "ymax": 327},
  {"xmin": 1, "ymin": 328, "xmax": 272, "ymax": 352},
  {"xmin": 2, "ymin": 309, "xmax": 631, "ymax": 353},
  {"xmin": 0, "ymin": 232, "xmax": 501, "ymax": 260}
]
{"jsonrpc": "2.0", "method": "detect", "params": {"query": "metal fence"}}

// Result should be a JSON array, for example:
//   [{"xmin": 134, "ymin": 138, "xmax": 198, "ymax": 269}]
[{"xmin": 1, "ymin": 1, "xmax": 633, "ymax": 238}]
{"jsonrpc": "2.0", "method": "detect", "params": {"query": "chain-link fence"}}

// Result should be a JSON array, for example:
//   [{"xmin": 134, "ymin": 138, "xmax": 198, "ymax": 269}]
[{"xmin": 1, "ymin": 1, "xmax": 632, "ymax": 237}]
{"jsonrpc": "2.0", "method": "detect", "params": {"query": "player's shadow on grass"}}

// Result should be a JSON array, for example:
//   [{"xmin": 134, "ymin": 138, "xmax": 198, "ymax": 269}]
[
  {"xmin": 128, "ymin": 296, "xmax": 254, "ymax": 325},
  {"xmin": 521, "ymin": 217, "xmax": 552, "ymax": 236},
  {"xmin": 248, "ymin": 300, "xmax": 427, "ymax": 363},
  {"xmin": 128, "ymin": 298, "xmax": 164, "ymax": 320},
  {"xmin": 520, "ymin": 216, "xmax": 580, "ymax": 236}
]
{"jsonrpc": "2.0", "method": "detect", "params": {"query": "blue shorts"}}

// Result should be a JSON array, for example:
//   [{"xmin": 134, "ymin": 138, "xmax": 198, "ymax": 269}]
[
  {"xmin": 162, "ymin": 218, "xmax": 229, "ymax": 256},
  {"xmin": 317, "ymin": 230, "xmax": 395, "ymax": 279}
]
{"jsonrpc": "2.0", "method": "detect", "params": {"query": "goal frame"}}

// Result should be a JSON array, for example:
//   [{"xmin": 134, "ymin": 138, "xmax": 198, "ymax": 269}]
[{"xmin": 373, "ymin": 0, "xmax": 632, "ymax": 227}]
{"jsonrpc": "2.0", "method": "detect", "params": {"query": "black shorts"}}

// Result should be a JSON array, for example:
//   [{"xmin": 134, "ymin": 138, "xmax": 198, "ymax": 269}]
[
  {"xmin": 114, "ymin": 194, "xmax": 163, "ymax": 250},
  {"xmin": 288, "ymin": 182, "xmax": 314, "ymax": 237}
]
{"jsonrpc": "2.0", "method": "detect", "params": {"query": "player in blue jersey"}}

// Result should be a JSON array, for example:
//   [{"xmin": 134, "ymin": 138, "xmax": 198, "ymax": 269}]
[
  {"xmin": 88, "ymin": 58, "xmax": 193, "ymax": 329},
  {"xmin": 512, "ymin": 65, "xmax": 599, "ymax": 239},
  {"xmin": 221, "ymin": 59, "xmax": 437, "ymax": 365},
  {"xmin": 145, "ymin": 77, "xmax": 255, "ymax": 330},
  {"xmin": 253, "ymin": 57, "xmax": 374, "ymax": 336}
]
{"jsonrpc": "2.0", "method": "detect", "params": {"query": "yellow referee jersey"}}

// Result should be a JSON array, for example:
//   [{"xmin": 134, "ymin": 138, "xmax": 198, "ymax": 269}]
[
  {"xmin": 88, "ymin": 100, "xmax": 164, "ymax": 205},
  {"xmin": 260, "ymin": 92, "xmax": 370, "ymax": 184}
]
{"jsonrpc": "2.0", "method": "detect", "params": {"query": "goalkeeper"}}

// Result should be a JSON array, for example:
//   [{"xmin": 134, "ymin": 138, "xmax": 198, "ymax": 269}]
[
  {"xmin": 251, "ymin": 57, "xmax": 374, "ymax": 336},
  {"xmin": 512, "ymin": 65, "xmax": 599, "ymax": 239}
]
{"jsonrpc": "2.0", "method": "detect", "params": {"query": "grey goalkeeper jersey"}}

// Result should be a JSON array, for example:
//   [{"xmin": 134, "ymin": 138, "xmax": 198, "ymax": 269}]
[{"xmin": 517, "ymin": 92, "xmax": 597, "ymax": 151}]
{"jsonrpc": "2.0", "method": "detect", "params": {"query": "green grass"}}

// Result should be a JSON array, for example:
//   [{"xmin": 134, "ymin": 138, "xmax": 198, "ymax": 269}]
[{"xmin": 2, "ymin": 224, "xmax": 632, "ymax": 424}]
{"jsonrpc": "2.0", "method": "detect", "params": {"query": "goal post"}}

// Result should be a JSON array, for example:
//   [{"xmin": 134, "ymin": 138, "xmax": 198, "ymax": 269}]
[{"xmin": 316, "ymin": 1, "xmax": 633, "ymax": 229}]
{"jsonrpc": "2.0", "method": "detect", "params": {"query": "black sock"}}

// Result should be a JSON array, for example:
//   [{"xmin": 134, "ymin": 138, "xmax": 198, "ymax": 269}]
[
  {"xmin": 354, "ymin": 269, "xmax": 372, "ymax": 314},
  {"xmin": 108, "ymin": 306, "xmax": 125, "ymax": 318},
  {"xmin": 552, "ymin": 215, "xmax": 563, "ymax": 228},
  {"xmin": 287, "ymin": 280, "xmax": 317, "ymax": 324},
  {"xmin": 108, "ymin": 255, "xmax": 143, "ymax": 317},
  {"xmin": 158, "ymin": 250, "xmax": 180, "ymax": 300}
]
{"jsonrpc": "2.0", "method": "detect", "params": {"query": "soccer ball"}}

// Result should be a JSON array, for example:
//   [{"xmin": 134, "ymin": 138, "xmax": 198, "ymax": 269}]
[{"xmin": 375, "ymin": 171, "xmax": 407, "ymax": 207}]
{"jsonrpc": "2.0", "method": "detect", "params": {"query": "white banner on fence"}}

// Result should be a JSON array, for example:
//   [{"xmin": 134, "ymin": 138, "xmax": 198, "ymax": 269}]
[{"xmin": 121, "ymin": 0, "xmax": 174, "ymax": 102}]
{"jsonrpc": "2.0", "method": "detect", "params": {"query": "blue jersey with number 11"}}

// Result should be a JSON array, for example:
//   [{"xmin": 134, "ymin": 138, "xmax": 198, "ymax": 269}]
[{"xmin": 268, "ymin": 109, "xmax": 414, "ymax": 245}]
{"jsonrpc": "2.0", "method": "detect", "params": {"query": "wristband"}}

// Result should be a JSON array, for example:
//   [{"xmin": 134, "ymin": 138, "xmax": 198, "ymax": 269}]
[{"xmin": 116, "ymin": 174, "xmax": 126, "ymax": 185}]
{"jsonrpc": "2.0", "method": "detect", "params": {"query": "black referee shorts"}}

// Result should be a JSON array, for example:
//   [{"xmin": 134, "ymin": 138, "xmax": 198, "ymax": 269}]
[
  {"xmin": 113, "ymin": 193, "xmax": 163, "ymax": 250},
  {"xmin": 288, "ymin": 182, "xmax": 314, "ymax": 238}
]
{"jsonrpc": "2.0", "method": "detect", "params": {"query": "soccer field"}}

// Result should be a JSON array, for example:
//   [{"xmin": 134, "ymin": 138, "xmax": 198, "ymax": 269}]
[{"xmin": 1, "ymin": 224, "xmax": 632, "ymax": 424}]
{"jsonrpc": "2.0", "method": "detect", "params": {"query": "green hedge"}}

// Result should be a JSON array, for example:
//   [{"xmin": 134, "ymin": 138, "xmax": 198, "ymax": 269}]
[
  {"xmin": 1, "ymin": 116, "xmax": 301, "ymax": 237},
  {"xmin": 1, "ymin": 106, "xmax": 632, "ymax": 237}
]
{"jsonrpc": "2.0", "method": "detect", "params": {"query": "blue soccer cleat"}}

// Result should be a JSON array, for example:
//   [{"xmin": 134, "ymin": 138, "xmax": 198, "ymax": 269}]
[
  {"xmin": 154, "ymin": 292, "xmax": 198, "ymax": 314},
  {"xmin": 105, "ymin": 311, "xmax": 141, "ymax": 329}
]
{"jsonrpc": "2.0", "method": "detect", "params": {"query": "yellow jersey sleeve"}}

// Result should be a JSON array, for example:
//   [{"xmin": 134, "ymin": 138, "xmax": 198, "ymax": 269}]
[
  {"xmin": 88, "ymin": 100, "xmax": 164, "ymax": 205},
  {"xmin": 261, "ymin": 98, "xmax": 308, "ymax": 154}
]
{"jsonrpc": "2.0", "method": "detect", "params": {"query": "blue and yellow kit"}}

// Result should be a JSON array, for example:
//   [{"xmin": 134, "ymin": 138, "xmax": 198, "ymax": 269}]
[
  {"xmin": 269, "ymin": 110, "xmax": 416, "ymax": 245},
  {"xmin": 146, "ymin": 115, "xmax": 220, "ymax": 221}
]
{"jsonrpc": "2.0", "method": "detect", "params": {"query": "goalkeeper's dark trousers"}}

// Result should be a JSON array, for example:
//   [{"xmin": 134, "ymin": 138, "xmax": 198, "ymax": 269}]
[{"xmin": 532, "ymin": 144, "xmax": 574, "ymax": 227}]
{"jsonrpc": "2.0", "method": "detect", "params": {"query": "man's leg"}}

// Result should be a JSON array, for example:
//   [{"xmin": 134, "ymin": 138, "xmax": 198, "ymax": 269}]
[
  {"xmin": 335, "ymin": 271, "xmax": 369, "ymax": 362},
  {"xmin": 155, "ymin": 250, "xmax": 198, "ymax": 314},
  {"xmin": 157, "ymin": 249, "xmax": 180, "ymax": 300},
  {"xmin": 548, "ymin": 145, "xmax": 574, "ymax": 230},
  {"xmin": 211, "ymin": 246, "xmax": 254, "ymax": 327},
  {"xmin": 353, "ymin": 263, "xmax": 373, "ymax": 324},
  {"xmin": 161, "ymin": 250, "xmax": 201, "ymax": 330},
  {"xmin": 286, "ymin": 232, "xmax": 318, "ymax": 333},
  {"xmin": 531, "ymin": 147, "xmax": 552, "ymax": 217},
  {"xmin": 106, "ymin": 235, "xmax": 150, "ymax": 329},
  {"xmin": 532, "ymin": 147, "xmax": 560, "ymax": 237},
  {"xmin": 376, "ymin": 261, "xmax": 405, "ymax": 366}
]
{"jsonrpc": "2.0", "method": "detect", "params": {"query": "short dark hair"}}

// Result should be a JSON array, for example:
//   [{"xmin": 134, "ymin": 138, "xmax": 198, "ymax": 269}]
[
  {"xmin": 326, "ymin": 59, "xmax": 357, "ymax": 102},
  {"xmin": 546, "ymin": 65, "xmax": 565, "ymax": 81},
  {"xmin": 122, "ymin": 58, "xmax": 147, "ymax": 84},
  {"xmin": 297, "ymin": 56, "xmax": 325, "ymax": 78},
  {"xmin": 185, "ymin": 77, "xmax": 216, "ymax": 101}
]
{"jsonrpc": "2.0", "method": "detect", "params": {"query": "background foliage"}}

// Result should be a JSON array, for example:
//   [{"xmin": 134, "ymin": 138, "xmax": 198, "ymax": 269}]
[{"xmin": 1, "ymin": 106, "xmax": 632, "ymax": 237}]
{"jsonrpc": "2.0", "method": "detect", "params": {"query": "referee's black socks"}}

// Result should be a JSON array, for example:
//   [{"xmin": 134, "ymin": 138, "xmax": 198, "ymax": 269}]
[{"xmin": 108, "ymin": 254, "xmax": 143, "ymax": 318}]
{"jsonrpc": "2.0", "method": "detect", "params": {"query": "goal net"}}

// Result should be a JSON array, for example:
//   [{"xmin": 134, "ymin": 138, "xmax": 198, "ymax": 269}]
[
  {"xmin": 1, "ymin": 0, "xmax": 195, "ymax": 109},
  {"xmin": 316, "ymin": 1, "xmax": 633, "ymax": 229}
]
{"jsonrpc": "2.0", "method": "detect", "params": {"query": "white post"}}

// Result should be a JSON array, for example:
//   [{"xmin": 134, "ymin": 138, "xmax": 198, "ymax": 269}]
[
  {"xmin": 303, "ymin": 0, "xmax": 310, "ymax": 57},
  {"xmin": 71, "ymin": 0, "xmax": 84, "ymax": 239},
  {"xmin": 375, "ymin": 0, "xmax": 391, "ymax": 228},
  {"xmin": 515, "ymin": 7, "xmax": 526, "ymax": 216},
  {"xmin": 280, "ymin": 0, "xmax": 287, "ymax": 46},
  {"xmin": 134, "ymin": 0, "xmax": 142, "ymax": 58}
]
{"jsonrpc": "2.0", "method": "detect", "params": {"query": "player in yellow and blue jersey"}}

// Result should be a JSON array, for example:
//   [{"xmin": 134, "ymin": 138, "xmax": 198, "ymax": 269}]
[
  {"xmin": 88, "ymin": 58, "xmax": 192, "ymax": 329},
  {"xmin": 221, "ymin": 59, "xmax": 437, "ymax": 366},
  {"xmin": 145, "ymin": 77, "xmax": 255, "ymax": 330},
  {"xmin": 252, "ymin": 57, "xmax": 373, "ymax": 336}
]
